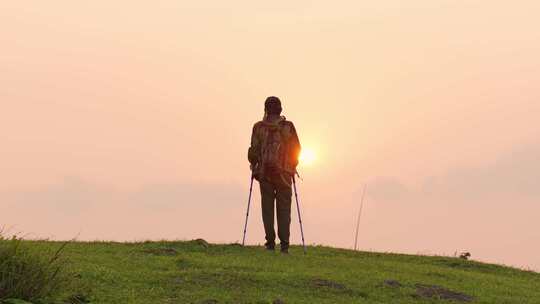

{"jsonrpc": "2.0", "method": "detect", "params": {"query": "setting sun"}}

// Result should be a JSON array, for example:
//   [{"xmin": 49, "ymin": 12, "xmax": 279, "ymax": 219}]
[{"xmin": 299, "ymin": 148, "xmax": 316, "ymax": 166}]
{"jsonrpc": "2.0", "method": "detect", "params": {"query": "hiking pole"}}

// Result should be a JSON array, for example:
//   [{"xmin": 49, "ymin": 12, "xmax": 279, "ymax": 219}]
[
  {"xmin": 354, "ymin": 184, "xmax": 367, "ymax": 251},
  {"xmin": 242, "ymin": 175, "xmax": 255, "ymax": 246},
  {"xmin": 292, "ymin": 175, "xmax": 307, "ymax": 254}
]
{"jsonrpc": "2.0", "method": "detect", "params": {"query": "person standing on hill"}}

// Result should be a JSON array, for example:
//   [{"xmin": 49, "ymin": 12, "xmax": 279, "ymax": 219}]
[{"xmin": 248, "ymin": 96, "xmax": 301, "ymax": 253}]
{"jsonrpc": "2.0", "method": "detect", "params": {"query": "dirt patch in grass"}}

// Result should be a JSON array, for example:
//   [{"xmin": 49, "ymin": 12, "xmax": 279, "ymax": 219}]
[
  {"xmin": 172, "ymin": 276, "xmax": 184, "ymax": 284},
  {"xmin": 383, "ymin": 279, "xmax": 402, "ymax": 288},
  {"xmin": 311, "ymin": 278, "xmax": 367, "ymax": 298},
  {"xmin": 65, "ymin": 294, "xmax": 90, "ymax": 304},
  {"xmin": 415, "ymin": 284, "xmax": 473, "ymax": 302},
  {"xmin": 312, "ymin": 278, "xmax": 347, "ymax": 290}
]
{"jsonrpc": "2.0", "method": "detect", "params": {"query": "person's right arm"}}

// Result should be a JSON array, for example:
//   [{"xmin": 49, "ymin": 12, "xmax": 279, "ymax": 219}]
[{"xmin": 247, "ymin": 123, "xmax": 260, "ymax": 170}]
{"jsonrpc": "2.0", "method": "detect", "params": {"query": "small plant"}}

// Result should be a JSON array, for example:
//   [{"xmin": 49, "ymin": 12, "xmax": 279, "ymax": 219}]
[
  {"xmin": 459, "ymin": 252, "xmax": 471, "ymax": 260},
  {"xmin": 0, "ymin": 234, "xmax": 69, "ymax": 302}
]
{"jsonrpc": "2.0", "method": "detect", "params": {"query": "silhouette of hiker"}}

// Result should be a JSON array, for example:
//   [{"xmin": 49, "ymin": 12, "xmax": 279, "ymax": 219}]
[{"xmin": 248, "ymin": 96, "xmax": 301, "ymax": 253}]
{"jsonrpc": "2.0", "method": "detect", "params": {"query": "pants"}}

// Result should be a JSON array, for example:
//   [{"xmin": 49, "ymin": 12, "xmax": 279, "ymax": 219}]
[{"xmin": 259, "ymin": 173, "xmax": 292, "ymax": 248}]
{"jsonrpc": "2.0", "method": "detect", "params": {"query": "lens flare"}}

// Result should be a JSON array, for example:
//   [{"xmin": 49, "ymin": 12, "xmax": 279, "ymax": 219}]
[{"xmin": 299, "ymin": 148, "xmax": 316, "ymax": 166}]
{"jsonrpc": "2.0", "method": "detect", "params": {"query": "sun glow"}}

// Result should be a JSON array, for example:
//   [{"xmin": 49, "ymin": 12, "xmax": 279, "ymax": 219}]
[{"xmin": 299, "ymin": 148, "xmax": 316, "ymax": 166}]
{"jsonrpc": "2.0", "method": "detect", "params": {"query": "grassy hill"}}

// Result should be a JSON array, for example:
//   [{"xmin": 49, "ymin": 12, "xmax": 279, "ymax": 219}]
[{"xmin": 2, "ymin": 239, "xmax": 540, "ymax": 304}]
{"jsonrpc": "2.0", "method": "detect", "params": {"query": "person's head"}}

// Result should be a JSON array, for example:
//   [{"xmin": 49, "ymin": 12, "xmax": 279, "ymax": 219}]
[{"xmin": 264, "ymin": 96, "xmax": 282, "ymax": 116}]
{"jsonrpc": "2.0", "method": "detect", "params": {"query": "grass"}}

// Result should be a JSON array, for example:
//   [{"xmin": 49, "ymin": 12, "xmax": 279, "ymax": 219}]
[
  {"xmin": 1, "ymin": 239, "xmax": 539, "ymax": 303},
  {"xmin": 0, "ymin": 236, "xmax": 68, "ymax": 303}
]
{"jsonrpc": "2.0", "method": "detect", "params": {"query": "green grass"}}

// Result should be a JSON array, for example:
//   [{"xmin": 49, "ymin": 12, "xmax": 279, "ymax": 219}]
[
  {"xmin": 2, "ymin": 239, "xmax": 540, "ymax": 304},
  {"xmin": 0, "ymin": 236, "xmax": 68, "ymax": 303}
]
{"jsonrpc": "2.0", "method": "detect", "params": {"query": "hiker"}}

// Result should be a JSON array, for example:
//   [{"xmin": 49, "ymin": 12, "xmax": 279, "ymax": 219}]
[{"xmin": 248, "ymin": 96, "xmax": 301, "ymax": 253}]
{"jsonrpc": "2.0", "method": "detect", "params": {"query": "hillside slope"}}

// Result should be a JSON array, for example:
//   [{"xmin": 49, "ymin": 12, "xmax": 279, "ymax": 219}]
[{"xmin": 17, "ymin": 240, "xmax": 540, "ymax": 303}]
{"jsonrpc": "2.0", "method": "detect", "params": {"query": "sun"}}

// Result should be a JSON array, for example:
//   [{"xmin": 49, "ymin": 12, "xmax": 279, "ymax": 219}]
[{"xmin": 299, "ymin": 148, "xmax": 316, "ymax": 166}]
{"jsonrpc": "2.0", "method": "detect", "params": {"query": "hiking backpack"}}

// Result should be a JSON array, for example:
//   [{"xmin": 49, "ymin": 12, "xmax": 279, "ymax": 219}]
[{"xmin": 260, "ymin": 122, "xmax": 287, "ymax": 174}]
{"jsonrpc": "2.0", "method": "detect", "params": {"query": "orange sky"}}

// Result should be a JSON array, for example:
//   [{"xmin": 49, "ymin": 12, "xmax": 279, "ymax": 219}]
[{"xmin": 1, "ymin": 1, "xmax": 539, "ymax": 271}]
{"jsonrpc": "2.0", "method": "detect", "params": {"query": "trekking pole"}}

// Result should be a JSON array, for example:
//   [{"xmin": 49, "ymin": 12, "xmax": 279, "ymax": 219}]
[
  {"xmin": 242, "ymin": 175, "xmax": 255, "ymax": 246},
  {"xmin": 292, "ymin": 175, "xmax": 307, "ymax": 254},
  {"xmin": 354, "ymin": 184, "xmax": 367, "ymax": 251}
]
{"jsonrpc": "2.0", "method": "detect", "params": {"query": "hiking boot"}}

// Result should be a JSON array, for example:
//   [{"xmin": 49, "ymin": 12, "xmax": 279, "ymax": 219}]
[
  {"xmin": 265, "ymin": 242, "xmax": 275, "ymax": 251},
  {"xmin": 280, "ymin": 243, "xmax": 289, "ymax": 254}
]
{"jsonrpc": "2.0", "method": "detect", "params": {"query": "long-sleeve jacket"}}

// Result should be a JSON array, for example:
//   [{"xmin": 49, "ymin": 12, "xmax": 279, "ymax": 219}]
[{"xmin": 248, "ymin": 116, "xmax": 301, "ymax": 181}]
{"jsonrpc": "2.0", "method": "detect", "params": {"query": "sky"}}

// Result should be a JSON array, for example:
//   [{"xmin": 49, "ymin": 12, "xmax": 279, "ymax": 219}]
[{"xmin": 1, "ymin": 1, "xmax": 539, "ymax": 271}]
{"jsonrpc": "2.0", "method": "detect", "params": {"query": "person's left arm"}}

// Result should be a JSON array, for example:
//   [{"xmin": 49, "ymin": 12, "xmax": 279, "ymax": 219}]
[{"xmin": 287, "ymin": 121, "xmax": 301, "ymax": 170}]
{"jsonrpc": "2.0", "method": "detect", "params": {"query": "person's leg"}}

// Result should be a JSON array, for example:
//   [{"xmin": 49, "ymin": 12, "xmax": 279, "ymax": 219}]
[
  {"xmin": 275, "ymin": 175, "xmax": 292, "ymax": 252},
  {"xmin": 259, "ymin": 180, "xmax": 276, "ymax": 248}
]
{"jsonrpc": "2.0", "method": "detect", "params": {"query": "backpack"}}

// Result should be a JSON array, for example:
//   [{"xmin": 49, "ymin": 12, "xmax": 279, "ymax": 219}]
[{"xmin": 260, "ymin": 121, "xmax": 287, "ymax": 175}]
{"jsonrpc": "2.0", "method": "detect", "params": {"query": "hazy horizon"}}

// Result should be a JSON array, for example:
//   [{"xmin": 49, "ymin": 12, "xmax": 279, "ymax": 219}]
[{"xmin": 1, "ymin": 1, "xmax": 539, "ymax": 271}]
